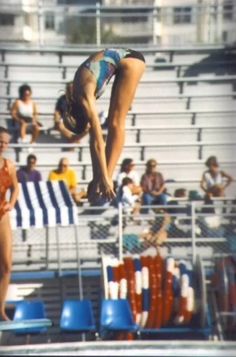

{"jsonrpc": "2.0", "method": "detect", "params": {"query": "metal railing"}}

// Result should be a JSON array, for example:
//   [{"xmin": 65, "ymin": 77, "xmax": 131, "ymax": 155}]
[{"xmin": 12, "ymin": 200, "xmax": 236, "ymax": 274}]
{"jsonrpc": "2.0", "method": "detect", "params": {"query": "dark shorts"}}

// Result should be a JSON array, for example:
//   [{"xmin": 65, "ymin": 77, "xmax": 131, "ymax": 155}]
[{"xmin": 124, "ymin": 49, "xmax": 145, "ymax": 63}]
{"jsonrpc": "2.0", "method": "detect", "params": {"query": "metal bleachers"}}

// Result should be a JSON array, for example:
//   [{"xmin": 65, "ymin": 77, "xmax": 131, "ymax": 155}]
[{"xmin": 0, "ymin": 45, "xmax": 235, "ymax": 197}]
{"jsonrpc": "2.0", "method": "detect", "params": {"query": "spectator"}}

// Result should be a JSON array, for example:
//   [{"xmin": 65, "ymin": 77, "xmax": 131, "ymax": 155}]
[
  {"xmin": 17, "ymin": 154, "xmax": 42, "ymax": 183},
  {"xmin": 140, "ymin": 159, "xmax": 168, "ymax": 210},
  {"xmin": 167, "ymin": 188, "xmax": 192, "ymax": 238},
  {"xmin": 11, "ymin": 84, "xmax": 41, "ymax": 144},
  {"xmin": 198, "ymin": 185, "xmax": 225, "ymax": 238},
  {"xmin": 116, "ymin": 158, "xmax": 142, "ymax": 195},
  {"xmin": 167, "ymin": 188, "xmax": 189, "ymax": 214},
  {"xmin": 200, "ymin": 156, "xmax": 233, "ymax": 198},
  {"xmin": 54, "ymin": 82, "xmax": 89, "ymax": 143},
  {"xmin": 117, "ymin": 177, "xmax": 140, "ymax": 215},
  {"xmin": 48, "ymin": 157, "xmax": 85, "ymax": 204}
]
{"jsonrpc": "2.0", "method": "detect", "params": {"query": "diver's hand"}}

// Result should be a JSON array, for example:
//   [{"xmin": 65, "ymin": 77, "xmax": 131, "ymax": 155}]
[
  {"xmin": 87, "ymin": 178, "xmax": 116, "ymax": 204},
  {"xmin": 99, "ymin": 178, "xmax": 116, "ymax": 201}
]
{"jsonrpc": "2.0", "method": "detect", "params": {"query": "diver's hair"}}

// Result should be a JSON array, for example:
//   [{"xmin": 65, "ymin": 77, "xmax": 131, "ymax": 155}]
[
  {"xmin": 19, "ymin": 84, "xmax": 32, "ymax": 100},
  {"xmin": 65, "ymin": 96, "xmax": 88, "ymax": 135}
]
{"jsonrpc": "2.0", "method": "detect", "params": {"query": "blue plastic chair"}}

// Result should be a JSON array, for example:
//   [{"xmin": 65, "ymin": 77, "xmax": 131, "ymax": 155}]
[
  {"xmin": 100, "ymin": 299, "xmax": 139, "ymax": 336},
  {"xmin": 13, "ymin": 300, "xmax": 48, "ymax": 334},
  {"xmin": 60, "ymin": 300, "xmax": 96, "ymax": 333}
]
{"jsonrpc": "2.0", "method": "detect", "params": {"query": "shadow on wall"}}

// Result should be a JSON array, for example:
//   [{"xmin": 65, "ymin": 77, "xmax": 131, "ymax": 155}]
[{"xmin": 183, "ymin": 48, "xmax": 236, "ymax": 77}]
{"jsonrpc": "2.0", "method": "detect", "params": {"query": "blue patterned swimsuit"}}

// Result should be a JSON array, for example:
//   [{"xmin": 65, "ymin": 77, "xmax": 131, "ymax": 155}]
[{"xmin": 79, "ymin": 48, "xmax": 145, "ymax": 98}]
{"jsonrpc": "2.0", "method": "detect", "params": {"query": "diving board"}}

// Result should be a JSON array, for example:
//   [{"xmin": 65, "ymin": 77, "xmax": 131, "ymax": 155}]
[{"xmin": 0, "ymin": 319, "xmax": 52, "ymax": 332}]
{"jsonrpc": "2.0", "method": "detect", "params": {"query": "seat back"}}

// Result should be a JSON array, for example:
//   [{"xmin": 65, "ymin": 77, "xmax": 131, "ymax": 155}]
[
  {"xmin": 100, "ymin": 299, "xmax": 134, "ymax": 328},
  {"xmin": 60, "ymin": 299, "xmax": 95, "ymax": 332},
  {"xmin": 13, "ymin": 300, "xmax": 47, "ymax": 334}
]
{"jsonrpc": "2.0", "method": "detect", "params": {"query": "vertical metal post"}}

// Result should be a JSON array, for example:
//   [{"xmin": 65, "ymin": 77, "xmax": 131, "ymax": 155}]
[
  {"xmin": 216, "ymin": 1, "xmax": 223, "ymax": 43},
  {"xmin": 45, "ymin": 226, "xmax": 49, "ymax": 270},
  {"xmin": 118, "ymin": 203, "xmax": 123, "ymax": 261},
  {"xmin": 37, "ymin": 0, "xmax": 44, "ymax": 46},
  {"xmin": 55, "ymin": 226, "xmax": 62, "ymax": 277},
  {"xmin": 74, "ymin": 224, "xmax": 85, "ymax": 342},
  {"xmin": 191, "ymin": 201, "xmax": 197, "ymax": 264},
  {"xmin": 152, "ymin": 7, "xmax": 157, "ymax": 45},
  {"xmin": 96, "ymin": 2, "xmax": 101, "ymax": 46},
  {"xmin": 74, "ymin": 225, "xmax": 83, "ymax": 300}
]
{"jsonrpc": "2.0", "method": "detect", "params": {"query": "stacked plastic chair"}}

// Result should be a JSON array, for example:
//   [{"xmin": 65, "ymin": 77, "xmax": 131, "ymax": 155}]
[
  {"xmin": 100, "ymin": 299, "xmax": 139, "ymax": 340},
  {"xmin": 60, "ymin": 299, "xmax": 96, "ymax": 339}
]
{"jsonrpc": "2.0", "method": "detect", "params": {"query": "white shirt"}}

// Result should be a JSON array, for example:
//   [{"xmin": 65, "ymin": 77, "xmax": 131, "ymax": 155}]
[
  {"xmin": 203, "ymin": 170, "xmax": 224, "ymax": 189},
  {"xmin": 121, "ymin": 186, "xmax": 138, "ymax": 208},
  {"xmin": 116, "ymin": 170, "xmax": 140, "ymax": 187},
  {"xmin": 18, "ymin": 100, "xmax": 34, "ymax": 118}
]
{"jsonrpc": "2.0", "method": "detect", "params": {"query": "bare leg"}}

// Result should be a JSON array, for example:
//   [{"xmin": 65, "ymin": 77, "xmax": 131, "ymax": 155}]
[
  {"xmin": 31, "ymin": 124, "xmax": 40, "ymax": 144},
  {"xmin": 0, "ymin": 213, "xmax": 12, "ymax": 321},
  {"xmin": 105, "ymin": 58, "xmax": 145, "ymax": 178},
  {"xmin": 20, "ymin": 121, "xmax": 27, "ymax": 141}
]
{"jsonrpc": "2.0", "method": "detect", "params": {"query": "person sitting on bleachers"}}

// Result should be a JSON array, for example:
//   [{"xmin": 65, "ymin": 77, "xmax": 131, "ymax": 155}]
[
  {"xmin": 54, "ymin": 82, "xmax": 89, "ymax": 144},
  {"xmin": 116, "ymin": 158, "xmax": 142, "ymax": 195},
  {"xmin": 198, "ymin": 185, "xmax": 225, "ymax": 238},
  {"xmin": 116, "ymin": 177, "xmax": 141, "ymax": 215},
  {"xmin": 167, "ymin": 188, "xmax": 192, "ymax": 238},
  {"xmin": 140, "ymin": 159, "xmax": 168, "ymax": 211},
  {"xmin": 48, "ymin": 157, "xmax": 85, "ymax": 205},
  {"xmin": 11, "ymin": 84, "xmax": 41, "ymax": 144},
  {"xmin": 200, "ymin": 155, "xmax": 233, "ymax": 198},
  {"xmin": 17, "ymin": 154, "xmax": 42, "ymax": 183}
]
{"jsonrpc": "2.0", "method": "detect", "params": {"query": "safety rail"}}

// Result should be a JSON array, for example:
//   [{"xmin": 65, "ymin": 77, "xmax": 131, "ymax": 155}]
[{"xmin": 11, "ymin": 200, "xmax": 236, "ymax": 273}]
